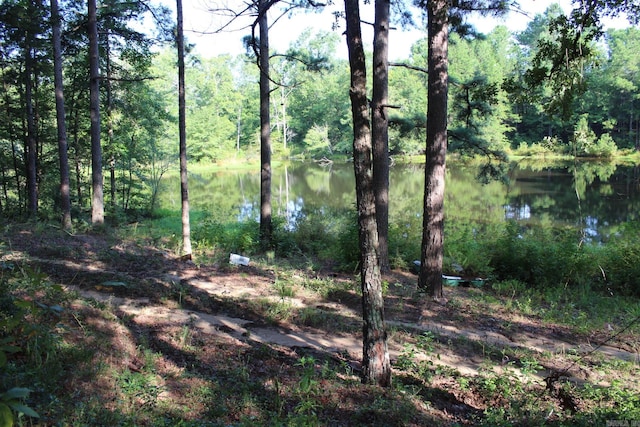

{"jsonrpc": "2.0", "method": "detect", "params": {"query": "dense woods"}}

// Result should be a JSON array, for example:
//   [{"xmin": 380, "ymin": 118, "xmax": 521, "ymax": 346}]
[
  {"xmin": 1, "ymin": 1, "xmax": 640, "ymax": 424},
  {"xmin": 0, "ymin": 1, "xmax": 639, "ymax": 219}
]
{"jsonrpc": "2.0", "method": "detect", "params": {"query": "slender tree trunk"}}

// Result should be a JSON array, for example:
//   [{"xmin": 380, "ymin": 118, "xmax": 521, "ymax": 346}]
[
  {"xmin": 419, "ymin": 0, "xmax": 448, "ymax": 301},
  {"xmin": 51, "ymin": 0, "xmax": 72, "ymax": 230},
  {"xmin": 0, "ymin": 168, "xmax": 6, "ymax": 212},
  {"xmin": 236, "ymin": 106, "xmax": 242, "ymax": 152},
  {"xmin": 259, "ymin": 0, "xmax": 272, "ymax": 248},
  {"xmin": 372, "ymin": 0, "xmax": 391, "ymax": 273},
  {"xmin": 11, "ymin": 139, "xmax": 22, "ymax": 209},
  {"xmin": 72, "ymin": 107, "xmax": 83, "ymax": 207},
  {"xmin": 25, "ymin": 37, "xmax": 38, "ymax": 217},
  {"xmin": 89, "ymin": 0, "xmax": 104, "ymax": 225},
  {"xmin": 280, "ymin": 86, "xmax": 288, "ymax": 151},
  {"xmin": 176, "ymin": 0, "xmax": 192, "ymax": 258},
  {"xmin": 105, "ymin": 32, "xmax": 116, "ymax": 209},
  {"xmin": 1, "ymin": 63, "xmax": 23, "ymax": 209},
  {"xmin": 636, "ymin": 116, "xmax": 640, "ymax": 149},
  {"xmin": 344, "ymin": 0, "xmax": 391, "ymax": 388},
  {"xmin": 126, "ymin": 166, "xmax": 132, "ymax": 210}
]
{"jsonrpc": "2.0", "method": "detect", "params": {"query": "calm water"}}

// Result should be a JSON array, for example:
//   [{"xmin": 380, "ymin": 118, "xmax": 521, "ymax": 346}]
[{"xmin": 158, "ymin": 161, "xmax": 640, "ymax": 241}]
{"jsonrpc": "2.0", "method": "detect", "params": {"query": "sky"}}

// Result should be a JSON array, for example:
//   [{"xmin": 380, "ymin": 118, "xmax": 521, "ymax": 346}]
[{"xmin": 161, "ymin": 1, "xmax": 626, "ymax": 61}]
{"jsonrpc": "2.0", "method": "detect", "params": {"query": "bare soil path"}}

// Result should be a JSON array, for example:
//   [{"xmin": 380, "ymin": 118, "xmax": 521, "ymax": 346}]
[
  {"xmin": 4, "ymin": 226, "xmax": 639, "ymax": 388},
  {"xmin": 74, "ymin": 267, "xmax": 638, "ymax": 381}
]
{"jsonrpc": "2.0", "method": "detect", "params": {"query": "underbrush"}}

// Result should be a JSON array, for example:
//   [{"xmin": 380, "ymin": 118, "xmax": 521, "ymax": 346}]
[
  {"xmin": 148, "ymin": 207, "xmax": 640, "ymax": 298},
  {"xmin": 0, "ymin": 261, "xmax": 88, "ymax": 425},
  {"xmin": 3, "ymin": 221, "xmax": 639, "ymax": 425}
]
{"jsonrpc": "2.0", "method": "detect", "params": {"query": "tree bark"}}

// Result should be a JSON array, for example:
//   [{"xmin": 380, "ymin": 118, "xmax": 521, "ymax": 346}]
[
  {"xmin": 259, "ymin": 0, "xmax": 272, "ymax": 248},
  {"xmin": 89, "ymin": 0, "xmax": 104, "ymax": 225},
  {"xmin": 372, "ymin": 0, "xmax": 391, "ymax": 273},
  {"xmin": 344, "ymin": 0, "xmax": 391, "ymax": 388},
  {"xmin": 176, "ymin": 0, "xmax": 192, "ymax": 258},
  {"xmin": 1, "ymin": 65, "xmax": 23, "ymax": 209},
  {"xmin": 71, "ymin": 106, "xmax": 83, "ymax": 207},
  {"xmin": 105, "ymin": 31, "xmax": 116, "ymax": 209},
  {"xmin": 50, "ymin": 0, "xmax": 72, "ymax": 230},
  {"xmin": 25, "ymin": 28, "xmax": 38, "ymax": 217},
  {"xmin": 419, "ymin": 0, "xmax": 448, "ymax": 301}
]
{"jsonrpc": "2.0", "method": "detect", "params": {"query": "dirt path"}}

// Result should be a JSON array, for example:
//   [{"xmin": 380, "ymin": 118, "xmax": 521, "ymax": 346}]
[
  {"xmin": 4, "ymin": 227, "xmax": 638, "ymax": 386},
  {"xmin": 74, "ymin": 268, "xmax": 639, "ymax": 381}
]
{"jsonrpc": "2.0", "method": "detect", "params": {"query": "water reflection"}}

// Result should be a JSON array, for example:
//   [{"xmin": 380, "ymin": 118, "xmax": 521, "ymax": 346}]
[
  {"xmin": 504, "ymin": 204, "xmax": 531, "ymax": 220},
  {"xmin": 158, "ymin": 161, "xmax": 640, "ymax": 241}
]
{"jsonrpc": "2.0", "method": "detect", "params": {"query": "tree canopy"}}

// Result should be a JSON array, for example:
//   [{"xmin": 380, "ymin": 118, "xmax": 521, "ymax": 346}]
[{"xmin": 0, "ymin": 0, "xmax": 637, "ymax": 219}]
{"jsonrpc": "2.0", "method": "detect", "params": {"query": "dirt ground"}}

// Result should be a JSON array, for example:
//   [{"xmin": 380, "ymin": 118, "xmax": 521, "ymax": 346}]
[{"xmin": 2, "ymin": 224, "xmax": 639, "ymax": 425}]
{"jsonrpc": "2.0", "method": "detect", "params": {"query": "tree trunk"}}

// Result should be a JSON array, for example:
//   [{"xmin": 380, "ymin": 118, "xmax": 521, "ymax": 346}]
[
  {"xmin": 105, "ymin": 31, "xmax": 116, "ymax": 210},
  {"xmin": 259, "ymin": 0, "xmax": 272, "ymax": 248},
  {"xmin": 281, "ymin": 86, "xmax": 288, "ymax": 151},
  {"xmin": 418, "ymin": 0, "xmax": 448, "ymax": 301},
  {"xmin": 372, "ymin": 0, "xmax": 391, "ymax": 273},
  {"xmin": 50, "ymin": 0, "xmax": 72, "ymax": 230},
  {"xmin": 176, "ymin": 0, "xmax": 192, "ymax": 258},
  {"xmin": 89, "ymin": 0, "xmax": 104, "ymax": 225},
  {"xmin": 2, "ymin": 61, "xmax": 23, "ymax": 209},
  {"xmin": 344, "ymin": 0, "xmax": 391, "ymax": 388},
  {"xmin": 0, "ymin": 168, "xmax": 6, "ymax": 212},
  {"xmin": 236, "ymin": 106, "xmax": 242, "ymax": 152},
  {"xmin": 72, "ymin": 107, "xmax": 83, "ymax": 207},
  {"xmin": 25, "ymin": 33, "xmax": 38, "ymax": 217}
]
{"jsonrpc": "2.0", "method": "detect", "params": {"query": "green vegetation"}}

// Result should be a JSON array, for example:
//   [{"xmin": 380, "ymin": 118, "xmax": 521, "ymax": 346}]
[
  {"xmin": 2, "ymin": 2, "xmax": 640, "ymax": 217},
  {"xmin": 1, "ymin": 219, "xmax": 639, "ymax": 425},
  {"xmin": 2, "ymin": 1, "xmax": 640, "ymax": 425},
  {"xmin": 145, "ymin": 202, "xmax": 640, "ymax": 301}
]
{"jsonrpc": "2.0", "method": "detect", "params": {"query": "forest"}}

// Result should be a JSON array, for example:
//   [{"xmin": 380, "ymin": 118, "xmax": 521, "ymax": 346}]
[
  {"xmin": 1, "ymin": 2, "xmax": 640, "ymax": 218},
  {"xmin": 1, "ymin": 0, "xmax": 640, "ymax": 425}
]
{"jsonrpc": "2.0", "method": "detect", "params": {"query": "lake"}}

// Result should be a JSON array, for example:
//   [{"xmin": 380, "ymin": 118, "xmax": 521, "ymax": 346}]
[{"xmin": 158, "ymin": 160, "xmax": 640, "ymax": 242}]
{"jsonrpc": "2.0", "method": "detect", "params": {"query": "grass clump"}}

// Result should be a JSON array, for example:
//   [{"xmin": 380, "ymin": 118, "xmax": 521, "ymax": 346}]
[{"xmin": 0, "ymin": 262, "xmax": 84, "ymax": 425}]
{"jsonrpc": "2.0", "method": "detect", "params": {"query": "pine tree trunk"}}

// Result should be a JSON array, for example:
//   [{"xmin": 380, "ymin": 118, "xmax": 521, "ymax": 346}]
[
  {"xmin": 51, "ymin": 0, "xmax": 72, "ymax": 230},
  {"xmin": 72, "ymin": 109, "xmax": 83, "ymax": 208},
  {"xmin": 105, "ymin": 33, "xmax": 116, "ymax": 209},
  {"xmin": 372, "ymin": 0, "xmax": 391, "ymax": 273},
  {"xmin": 1, "ymin": 69, "xmax": 23, "ymax": 208},
  {"xmin": 25, "ymin": 34, "xmax": 38, "ymax": 217},
  {"xmin": 176, "ymin": 0, "xmax": 192, "ymax": 258},
  {"xmin": 259, "ymin": 0, "xmax": 272, "ymax": 248},
  {"xmin": 344, "ymin": 0, "xmax": 391, "ymax": 388},
  {"xmin": 419, "ymin": 0, "xmax": 448, "ymax": 301},
  {"xmin": 88, "ymin": 0, "xmax": 104, "ymax": 225}
]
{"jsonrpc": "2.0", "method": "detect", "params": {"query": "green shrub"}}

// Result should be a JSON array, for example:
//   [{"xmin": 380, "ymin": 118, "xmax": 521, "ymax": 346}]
[
  {"xmin": 513, "ymin": 136, "xmax": 561, "ymax": 156},
  {"xmin": 271, "ymin": 216, "xmax": 300, "ymax": 258},
  {"xmin": 193, "ymin": 218, "xmax": 260, "ymax": 255},
  {"xmin": 445, "ymin": 221, "xmax": 497, "ymax": 278},
  {"xmin": 332, "ymin": 210, "xmax": 360, "ymax": 271},
  {"xmin": 292, "ymin": 206, "xmax": 360, "ymax": 270},
  {"xmin": 587, "ymin": 133, "xmax": 618, "ymax": 158},
  {"xmin": 0, "ymin": 264, "xmax": 71, "ymax": 425},
  {"xmin": 488, "ymin": 221, "xmax": 582, "ymax": 288},
  {"xmin": 572, "ymin": 115, "xmax": 598, "ymax": 156},
  {"xmin": 597, "ymin": 223, "xmax": 640, "ymax": 296},
  {"xmin": 292, "ymin": 208, "xmax": 339, "ymax": 258},
  {"xmin": 388, "ymin": 212, "xmax": 422, "ymax": 269}
]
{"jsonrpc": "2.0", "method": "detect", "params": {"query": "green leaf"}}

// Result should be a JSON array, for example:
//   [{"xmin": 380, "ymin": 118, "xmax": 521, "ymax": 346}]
[
  {"xmin": 12, "ymin": 300, "xmax": 31, "ymax": 310},
  {"xmin": 0, "ymin": 346, "xmax": 19, "ymax": 355},
  {"xmin": 100, "ymin": 281, "xmax": 128, "ymax": 287},
  {"xmin": 49, "ymin": 305, "xmax": 64, "ymax": 313},
  {"xmin": 1, "ymin": 388, "xmax": 30, "ymax": 400},
  {"xmin": 0, "ymin": 403, "xmax": 12, "ymax": 427},
  {"xmin": 7, "ymin": 403, "xmax": 38, "ymax": 418}
]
